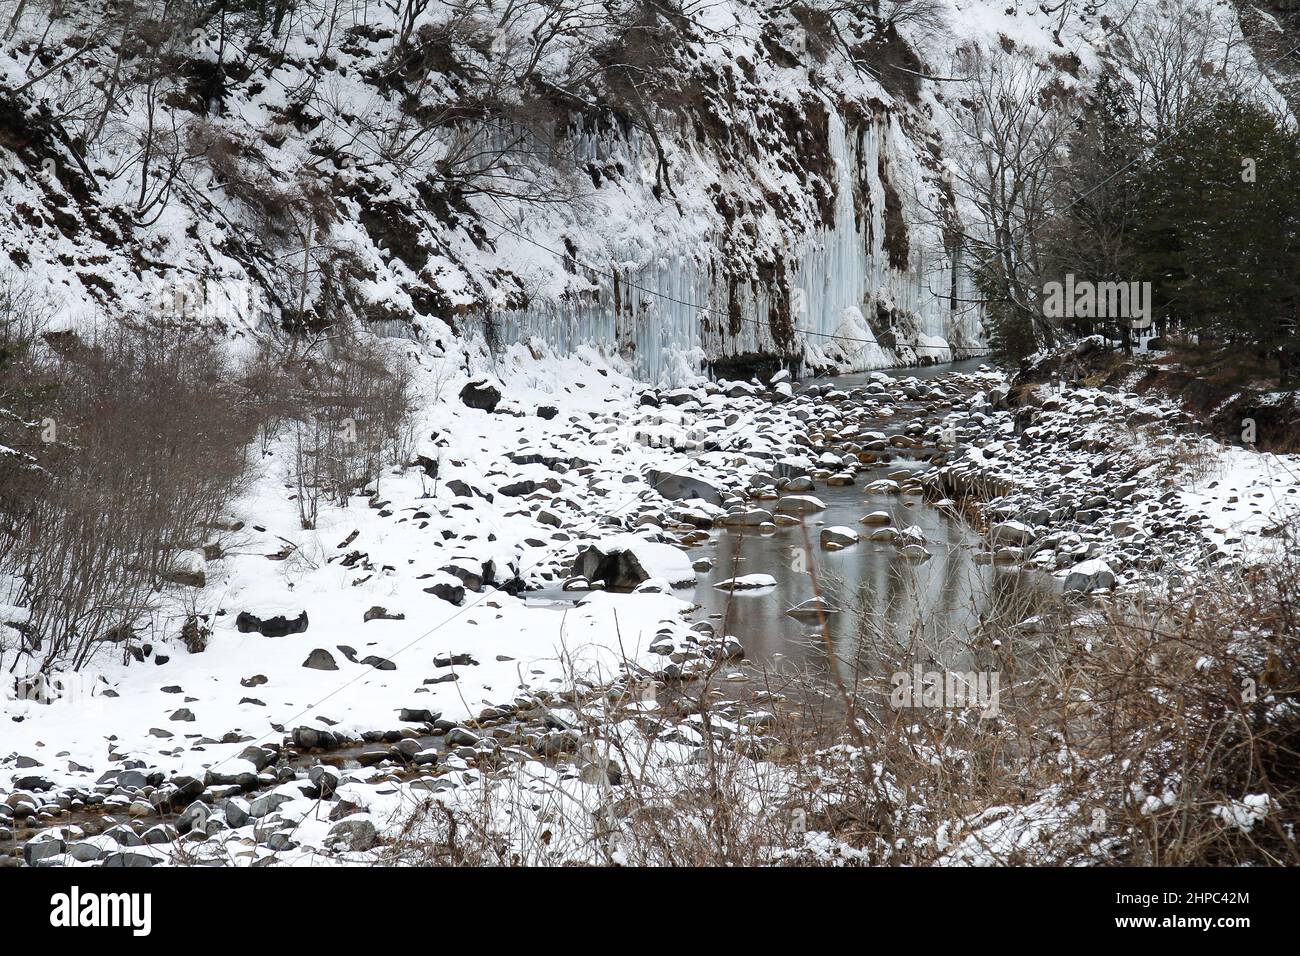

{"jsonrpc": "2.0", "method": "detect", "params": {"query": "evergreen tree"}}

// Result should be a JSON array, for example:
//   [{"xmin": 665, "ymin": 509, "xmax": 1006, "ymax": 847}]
[{"xmin": 1134, "ymin": 100, "xmax": 1299, "ymax": 377}]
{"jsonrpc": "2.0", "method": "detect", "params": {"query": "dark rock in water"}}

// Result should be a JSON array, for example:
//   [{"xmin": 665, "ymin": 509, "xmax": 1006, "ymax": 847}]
[
  {"xmin": 237, "ymin": 611, "xmax": 308, "ymax": 637},
  {"xmin": 645, "ymin": 468, "xmax": 724, "ymax": 505},
  {"xmin": 302, "ymin": 648, "xmax": 338, "ymax": 671},
  {"xmin": 424, "ymin": 581, "xmax": 465, "ymax": 605},
  {"xmin": 459, "ymin": 378, "xmax": 502, "ymax": 413}
]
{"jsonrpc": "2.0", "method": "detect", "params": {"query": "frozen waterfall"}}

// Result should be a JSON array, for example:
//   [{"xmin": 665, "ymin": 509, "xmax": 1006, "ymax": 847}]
[{"xmin": 472, "ymin": 110, "xmax": 984, "ymax": 384}]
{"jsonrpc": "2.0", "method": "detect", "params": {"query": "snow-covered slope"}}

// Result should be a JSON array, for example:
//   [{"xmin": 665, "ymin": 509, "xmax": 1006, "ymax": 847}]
[{"xmin": 0, "ymin": 0, "xmax": 1289, "ymax": 379}]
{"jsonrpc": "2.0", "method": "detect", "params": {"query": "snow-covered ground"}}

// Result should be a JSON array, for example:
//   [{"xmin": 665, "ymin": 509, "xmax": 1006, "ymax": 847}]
[{"xmin": 5, "ymin": 342, "xmax": 1298, "ymax": 866}]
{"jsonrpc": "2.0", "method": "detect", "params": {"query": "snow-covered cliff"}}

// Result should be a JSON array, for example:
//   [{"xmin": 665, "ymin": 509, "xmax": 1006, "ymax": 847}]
[{"xmin": 0, "ymin": 0, "xmax": 1290, "ymax": 380}]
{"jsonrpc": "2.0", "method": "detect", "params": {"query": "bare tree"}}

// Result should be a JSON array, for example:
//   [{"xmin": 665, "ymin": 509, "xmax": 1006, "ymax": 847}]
[
  {"xmin": 943, "ymin": 45, "xmax": 1080, "ymax": 348},
  {"xmin": 1115, "ymin": 0, "xmax": 1258, "ymax": 139}
]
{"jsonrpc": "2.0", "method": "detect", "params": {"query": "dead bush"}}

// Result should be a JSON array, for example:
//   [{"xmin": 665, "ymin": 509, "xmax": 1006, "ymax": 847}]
[
  {"xmin": 1, "ymin": 318, "xmax": 257, "ymax": 672},
  {"xmin": 283, "ymin": 330, "xmax": 415, "ymax": 529}
]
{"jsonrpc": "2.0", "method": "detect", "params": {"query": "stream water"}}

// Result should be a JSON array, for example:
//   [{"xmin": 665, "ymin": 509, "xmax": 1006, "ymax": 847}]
[
  {"xmin": 530, "ymin": 358, "xmax": 1057, "ymax": 696},
  {"xmin": 688, "ymin": 359, "xmax": 1055, "ymax": 693}
]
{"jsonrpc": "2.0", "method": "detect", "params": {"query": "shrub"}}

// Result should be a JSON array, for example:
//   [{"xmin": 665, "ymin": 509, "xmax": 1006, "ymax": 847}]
[{"xmin": 1, "ymin": 316, "xmax": 256, "ymax": 672}]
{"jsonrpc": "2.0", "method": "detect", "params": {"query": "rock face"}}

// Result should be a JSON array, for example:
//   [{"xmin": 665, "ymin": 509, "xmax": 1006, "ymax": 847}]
[
  {"xmin": 570, "ymin": 536, "xmax": 696, "ymax": 590},
  {"xmin": 459, "ymin": 378, "xmax": 502, "ymax": 413}
]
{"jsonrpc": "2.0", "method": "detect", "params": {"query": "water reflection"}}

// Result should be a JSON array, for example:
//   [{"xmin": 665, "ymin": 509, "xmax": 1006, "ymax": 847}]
[{"xmin": 690, "ymin": 358, "xmax": 1055, "ymax": 687}]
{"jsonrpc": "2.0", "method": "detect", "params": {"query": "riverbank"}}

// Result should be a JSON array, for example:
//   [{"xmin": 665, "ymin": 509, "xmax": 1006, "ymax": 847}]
[{"xmin": 4, "ymin": 348, "xmax": 1297, "ymax": 866}]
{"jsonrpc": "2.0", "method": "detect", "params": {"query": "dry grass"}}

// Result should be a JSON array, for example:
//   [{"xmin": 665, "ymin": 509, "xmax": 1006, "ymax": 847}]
[{"xmin": 376, "ymin": 528, "xmax": 1298, "ymax": 866}]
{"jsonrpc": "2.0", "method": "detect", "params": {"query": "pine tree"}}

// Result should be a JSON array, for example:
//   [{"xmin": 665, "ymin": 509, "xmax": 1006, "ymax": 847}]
[{"xmin": 1134, "ymin": 100, "xmax": 1299, "ymax": 378}]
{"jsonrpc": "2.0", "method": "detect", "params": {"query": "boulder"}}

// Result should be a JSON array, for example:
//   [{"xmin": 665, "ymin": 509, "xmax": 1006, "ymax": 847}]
[
  {"xmin": 236, "ymin": 611, "xmax": 308, "ymax": 637},
  {"xmin": 645, "ymin": 469, "xmax": 724, "ymax": 506},
  {"xmin": 302, "ymin": 648, "xmax": 338, "ymax": 671},
  {"xmin": 820, "ymin": 526, "xmax": 859, "ymax": 548},
  {"xmin": 713, "ymin": 574, "xmax": 777, "ymax": 591},
  {"xmin": 424, "ymin": 581, "xmax": 465, "ymax": 605},
  {"xmin": 570, "ymin": 535, "xmax": 696, "ymax": 590},
  {"xmin": 775, "ymin": 495, "xmax": 827, "ymax": 515},
  {"xmin": 1063, "ymin": 559, "xmax": 1115, "ymax": 593},
  {"xmin": 327, "ymin": 816, "xmax": 378, "ymax": 852},
  {"xmin": 459, "ymin": 378, "xmax": 502, "ymax": 412},
  {"xmin": 991, "ymin": 521, "xmax": 1035, "ymax": 546}
]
